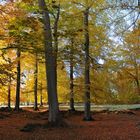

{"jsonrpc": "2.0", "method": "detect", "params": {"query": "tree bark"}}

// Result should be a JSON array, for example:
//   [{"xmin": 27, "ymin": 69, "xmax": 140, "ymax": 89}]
[
  {"xmin": 15, "ymin": 48, "xmax": 21, "ymax": 111},
  {"xmin": 53, "ymin": 5, "xmax": 60, "ymax": 91},
  {"xmin": 83, "ymin": 8, "xmax": 92, "ymax": 121},
  {"xmin": 38, "ymin": 0, "xmax": 60, "ymax": 123},
  {"xmin": 34, "ymin": 52, "xmax": 38, "ymax": 111},
  {"xmin": 69, "ymin": 39, "xmax": 75, "ymax": 111}
]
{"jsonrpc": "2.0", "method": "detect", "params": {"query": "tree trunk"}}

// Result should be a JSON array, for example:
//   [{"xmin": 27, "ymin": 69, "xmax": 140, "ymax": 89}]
[
  {"xmin": 26, "ymin": 92, "xmax": 29, "ymax": 106},
  {"xmin": 53, "ymin": 5, "xmax": 60, "ymax": 91},
  {"xmin": 69, "ymin": 39, "xmax": 75, "ymax": 111},
  {"xmin": 38, "ymin": 0, "xmax": 60, "ymax": 123},
  {"xmin": 8, "ymin": 76, "xmax": 11, "ymax": 109},
  {"xmin": 136, "ymin": 78, "xmax": 140, "ymax": 95},
  {"xmin": 15, "ymin": 48, "xmax": 21, "ymax": 111},
  {"xmin": 135, "ymin": 64, "xmax": 140, "ymax": 95},
  {"xmin": 83, "ymin": 8, "xmax": 92, "ymax": 121},
  {"xmin": 34, "ymin": 52, "xmax": 38, "ymax": 111},
  {"xmin": 40, "ymin": 82, "xmax": 43, "ymax": 106}
]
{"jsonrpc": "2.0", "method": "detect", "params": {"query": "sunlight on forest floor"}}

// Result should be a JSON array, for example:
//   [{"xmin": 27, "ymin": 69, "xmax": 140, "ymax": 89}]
[{"xmin": 1, "ymin": 104, "xmax": 140, "ymax": 111}]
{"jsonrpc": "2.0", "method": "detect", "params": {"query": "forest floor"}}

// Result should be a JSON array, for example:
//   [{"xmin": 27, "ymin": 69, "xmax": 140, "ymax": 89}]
[{"xmin": 0, "ymin": 107, "xmax": 140, "ymax": 140}]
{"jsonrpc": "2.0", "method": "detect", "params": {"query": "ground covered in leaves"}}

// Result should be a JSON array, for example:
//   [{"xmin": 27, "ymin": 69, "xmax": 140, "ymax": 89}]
[{"xmin": 0, "ymin": 107, "xmax": 140, "ymax": 140}]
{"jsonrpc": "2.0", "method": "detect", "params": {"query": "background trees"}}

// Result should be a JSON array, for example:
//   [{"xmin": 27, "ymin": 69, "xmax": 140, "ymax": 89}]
[{"xmin": 0, "ymin": 0, "xmax": 139, "ymax": 123}]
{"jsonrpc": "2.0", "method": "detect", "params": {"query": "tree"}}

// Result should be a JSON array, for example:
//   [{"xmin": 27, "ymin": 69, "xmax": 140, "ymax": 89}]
[
  {"xmin": 38, "ymin": 0, "xmax": 60, "ymax": 124},
  {"xmin": 69, "ymin": 38, "xmax": 75, "ymax": 111},
  {"xmin": 34, "ymin": 52, "xmax": 38, "ymax": 110},
  {"xmin": 122, "ymin": 23, "xmax": 140, "ymax": 95},
  {"xmin": 15, "ymin": 48, "xmax": 21, "ymax": 111},
  {"xmin": 83, "ymin": 7, "xmax": 92, "ymax": 121}
]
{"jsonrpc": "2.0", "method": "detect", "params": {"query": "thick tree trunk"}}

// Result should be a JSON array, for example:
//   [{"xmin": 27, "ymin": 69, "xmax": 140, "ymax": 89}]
[
  {"xmin": 83, "ymin": 8, "xmax": 92, "ymax": 121},
  {"xmin": 53, "ymin": 5, "xmax": 60, "ymax": 91},
  {"xmin": 8, "ymin": 76, "xmax": 11, "ymax": 109},
  {"xmin": 15, "ymin": 48, "xmax": 21, "ymax": 111},
  {"xmin": 38, "ymin": 0, "xmax": 60, "ymax": 123},
  {"xmin": 69, "ymin": 39, "xmax": 75, "ymax": 111},
  {"xmin": 34, "ymin": 53, "xmax": 38, "ymax": 111}
]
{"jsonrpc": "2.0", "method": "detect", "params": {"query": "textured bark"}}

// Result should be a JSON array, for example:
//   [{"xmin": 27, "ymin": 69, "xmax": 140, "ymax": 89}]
[
  {"xmin": 83, "ymin": 8, "xmax": 92, "ymax": 121},
  {"xmin": 69, "ymin": 39, "xmax": 75, "ymax": 111},
  {"xmin": 38, "ymin": 0, "xmax": 60, "ymax": 123},
  {"xmin": 34, "ymin": 53, "xmax": 38, "ymax": 111},
  {"xmin": 15, "ymin": 48, "xmax": 21, "ymax": 111},
  {"xmin": 53, "ymin": 5, "xmax": 60, "ymax": 90}
]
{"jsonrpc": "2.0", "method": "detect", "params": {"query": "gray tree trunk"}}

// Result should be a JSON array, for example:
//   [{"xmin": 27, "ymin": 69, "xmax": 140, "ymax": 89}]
[
  {"xmin": 83, "ymin": 8, "xmax": 92, "ymax": 121},
  {"xmin": 69, "ymin": 39, "xmax": 75, "ymax": 111},
  {"xmin": 15, "ymin": 48, "xmax": 21, "ymax": 111},
  {"xmin": 53, "ymin": 5, "xmax": 60, "ymax": 90},
  {"xmin": 38, "ymin": 0, "xmax": 60, "ymax": 123},
  {"xmin": 34, "ymin": 53, "xmax": 38, "ymax": 111}
]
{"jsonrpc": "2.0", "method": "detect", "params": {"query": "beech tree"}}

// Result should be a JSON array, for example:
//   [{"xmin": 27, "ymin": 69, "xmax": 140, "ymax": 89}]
[
  {"xmin": 34, "ymin": 52, "xmax": 38, "ymax": 110},
  {"xmin": 38, "ymin": 0, "xmax": 60, "ymax": 123}
]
